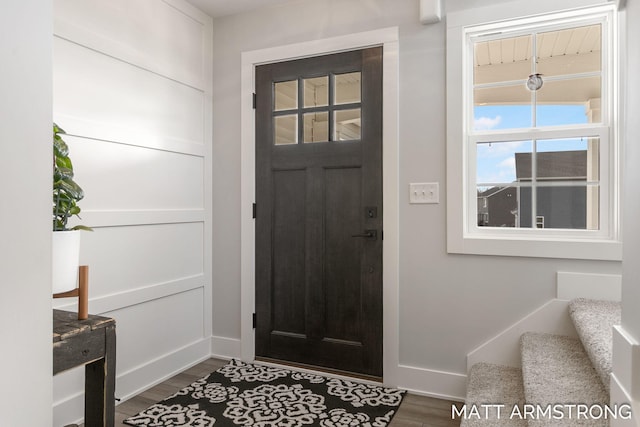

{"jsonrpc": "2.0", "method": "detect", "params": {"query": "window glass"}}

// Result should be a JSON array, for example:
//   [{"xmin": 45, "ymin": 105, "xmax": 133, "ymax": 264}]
[
  {"xmin": 334, "ymin": 109, "xmax": 361, "ymax": 141},
  {"xmin": 477, "ymin": 140, "xmax": 532, "ymax": 186},
  {"xmin": 536, "ymin": 24, "xmax": 602, "ymax": 78},
  {"xmin": 303, "ymin": 112, "xmax": 328, "ymax": 143},
  {"xmin": 334, "ymin": 72, "xmax": 361, "ymax": 105},
  {"xmin": 274, "ymin": 115, "xmax": 297, "ymax": 145},
  {"xmin": 274, "ymin": 80, "xmax": 297, "ymax": 111},
  {"xmin": 536, "ymin": 77, "xmax": 600, "ymax": 126},
  {"xmin": 477, "ymin": 137, "xmax": 600, "ymax": 230},
  {"xmin": 304, "ymin": 76, "xmax": 329, "ymax": 108},
  {"xmin": 473, "ymin": 35, "xmax": 532, "ymax": 85},
  {"xmin": 472, "ymin": 23, "xmax": 602, "ymax": 130}
]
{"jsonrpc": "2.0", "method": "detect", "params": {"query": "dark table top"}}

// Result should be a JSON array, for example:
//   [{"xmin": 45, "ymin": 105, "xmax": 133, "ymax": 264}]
[{"xmin": 53, "ymin": 309, "xmax": 115, "ymax": 343}]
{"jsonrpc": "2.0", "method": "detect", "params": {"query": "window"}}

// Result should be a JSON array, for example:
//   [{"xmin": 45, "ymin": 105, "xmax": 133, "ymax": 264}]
[
  {"xmin": 447, "ymin": 2, "xmax": 621, "ymax": 260},
  {"xmin": 273, "ymin": 72, "xmax": 362, "ymax": 145}
]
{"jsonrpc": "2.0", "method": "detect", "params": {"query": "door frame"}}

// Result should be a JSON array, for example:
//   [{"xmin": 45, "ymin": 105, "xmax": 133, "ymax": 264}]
[{"xmin": 240, "ymin": 27, "xmax": 400, "ymax": 386}]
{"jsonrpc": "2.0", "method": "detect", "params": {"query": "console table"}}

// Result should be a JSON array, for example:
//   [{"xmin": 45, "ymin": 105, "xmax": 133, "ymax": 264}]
[{"xmin": 53, "ymin": 309, "xmax": 116, "ymax": 427}]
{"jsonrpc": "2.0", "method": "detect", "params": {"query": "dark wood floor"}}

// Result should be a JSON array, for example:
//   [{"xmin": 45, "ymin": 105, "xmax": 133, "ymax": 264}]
[{"xmin": 107, "ymin": 358, "xmax": 461, "ymax": 427}]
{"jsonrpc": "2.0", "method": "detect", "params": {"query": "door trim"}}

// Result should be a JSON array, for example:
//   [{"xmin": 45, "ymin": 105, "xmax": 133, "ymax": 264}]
[{"xmin": 240, "ymin": 27, "xmax": 400, "ymax": 386}]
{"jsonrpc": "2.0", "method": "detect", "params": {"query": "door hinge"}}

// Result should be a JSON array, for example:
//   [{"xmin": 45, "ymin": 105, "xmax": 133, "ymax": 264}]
[
  {"xmin": 381, "ymin": 230, "xmax": 384, "ymax": 240},
  {"xmin": 252, "ymin": 202, "xmax": 257, "ymax": 219},
  {"xmin": 252, "ymin": 92, "xmax": 257, "ymax": 109},
  {"xmin": 252, "ymin": 313, "xmax": 257, "ymax": 329}
]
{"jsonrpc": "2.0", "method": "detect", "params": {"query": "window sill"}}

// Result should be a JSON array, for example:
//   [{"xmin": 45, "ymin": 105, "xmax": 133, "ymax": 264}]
[{"xmin": 447, "ymin": 233, "xmax": 622, "ymax": 261}]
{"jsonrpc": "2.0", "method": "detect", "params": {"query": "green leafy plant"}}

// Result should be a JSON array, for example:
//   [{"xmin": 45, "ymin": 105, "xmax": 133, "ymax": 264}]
[{"xmin": 53, "ymin": 123, "xmax": 92, "ymax": 232}]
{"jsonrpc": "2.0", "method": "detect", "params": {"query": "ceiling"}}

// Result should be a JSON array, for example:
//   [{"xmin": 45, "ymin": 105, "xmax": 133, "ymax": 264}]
[{"xmin": 185, "ymin": 0, "xmax": 295, "ymax": 18}]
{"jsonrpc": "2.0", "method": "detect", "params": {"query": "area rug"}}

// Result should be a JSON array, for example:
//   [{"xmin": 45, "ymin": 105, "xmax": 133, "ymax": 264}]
[{"xmin": 124, "ymin": 359, "xmax": 405, "ymax": 426}]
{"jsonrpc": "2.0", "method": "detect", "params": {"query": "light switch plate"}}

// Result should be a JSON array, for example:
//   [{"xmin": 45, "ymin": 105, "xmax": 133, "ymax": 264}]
[{"xmin": 409, "ymin": 182, "xmax": 439, "ymax": 204}]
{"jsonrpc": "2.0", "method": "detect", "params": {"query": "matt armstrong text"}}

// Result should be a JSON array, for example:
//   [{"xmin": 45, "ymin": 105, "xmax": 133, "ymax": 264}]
[{"xmin": 452, "ymin": 403, "xmax": 632, "ymax": 421}]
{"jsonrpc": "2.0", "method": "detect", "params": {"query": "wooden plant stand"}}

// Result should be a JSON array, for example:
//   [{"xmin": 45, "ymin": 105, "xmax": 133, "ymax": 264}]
[{"xmin": 53, "ymin": 265, "xmax": 89, "ymax": 320}]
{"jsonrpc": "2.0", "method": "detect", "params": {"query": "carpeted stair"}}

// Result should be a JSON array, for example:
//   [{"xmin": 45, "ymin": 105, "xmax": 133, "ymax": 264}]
[
  {"xmin": 569, "ymin": 298, "xmax": 621, "ymax": 392},
  {"xmin": 460, "ymin": 299, "xmax": 619, "ymax": 427},
  {"xmin": 521, "ymin": 332, "xmax": 608, "ymax": 426},
  {"xmin": 460, "ymin": 363, "xmax": 527, "ymax": 427}
]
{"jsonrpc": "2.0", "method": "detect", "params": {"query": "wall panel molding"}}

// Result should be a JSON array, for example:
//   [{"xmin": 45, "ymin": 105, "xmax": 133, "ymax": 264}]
[
  {"xmin": 56, "ymin": 115, "xmax": 206, "ymax": 157},
  {"xmin": 72, "ymin": 210, "xmax": 205, "ymax": 228},
  {"xmin": 53, "ymin": 274, "xmax": 205, "ymax": 315},
  {"xmin": 54, "ymin": 36, "xmax": 205, "ymax": 149},
  {"xmin": 54, "ymin": 0, "xmax": 205, "ymax": 89}
]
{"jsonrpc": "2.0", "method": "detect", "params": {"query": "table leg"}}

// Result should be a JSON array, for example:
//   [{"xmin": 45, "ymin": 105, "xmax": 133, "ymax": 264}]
[{"xmin": 84, "ymin": 324, "xmax": 116, "ymax": 427}]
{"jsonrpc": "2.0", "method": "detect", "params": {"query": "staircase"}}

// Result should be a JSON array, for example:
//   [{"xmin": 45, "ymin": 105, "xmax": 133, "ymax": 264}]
[{"xmin": 460, "ymin": 298, "xmax": 621, "ymax": 427}]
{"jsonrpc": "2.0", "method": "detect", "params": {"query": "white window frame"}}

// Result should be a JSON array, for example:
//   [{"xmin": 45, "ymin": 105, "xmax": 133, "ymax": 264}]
[{"xmin": 446, "ymin": 0, "xmax": 622, "ymax": 260}]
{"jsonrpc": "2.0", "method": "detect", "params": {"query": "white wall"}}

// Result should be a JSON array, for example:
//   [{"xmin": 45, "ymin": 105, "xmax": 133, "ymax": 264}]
[
  {"xmin": 621, "ymin": 0, "xmax": 640, "ymax": 356},
  {"xmin": 616, "ymin": 0, "xmax": 640, "ymax": 419},
  {"xmin": 210, "ymin": 0, "xmax": 623, "ymax": 397},
  {"xmin": 51, "ymin": 1, "xmax": 213, "ymax": 424},
  {"xmin": 0, "ymin": 2, "xmax": 53, "ymax": 426}
]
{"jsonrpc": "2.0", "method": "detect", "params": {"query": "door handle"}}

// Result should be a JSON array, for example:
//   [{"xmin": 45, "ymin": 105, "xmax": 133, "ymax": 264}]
[{"xmin": 351, "ymin": 230, "xmax": 377, "ymax": 240}]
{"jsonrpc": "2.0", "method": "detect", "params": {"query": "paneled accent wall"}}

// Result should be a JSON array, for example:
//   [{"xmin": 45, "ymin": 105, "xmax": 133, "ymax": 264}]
[{"xmin": 52, "ymin": 1, "xmax": 212, "ymax": 424}]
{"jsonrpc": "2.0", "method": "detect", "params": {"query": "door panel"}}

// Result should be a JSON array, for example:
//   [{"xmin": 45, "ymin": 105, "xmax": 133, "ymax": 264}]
[
  {"xmin": 255, "ymin": 47, "xmax": 383, "ymax": 378},
  {"xmin": 324, "ymin": 167, "xmax": 363, "ymax": 343},
  {"xmin": 272, "ymin": 169, "xmax": 306, "ymax": 336}
]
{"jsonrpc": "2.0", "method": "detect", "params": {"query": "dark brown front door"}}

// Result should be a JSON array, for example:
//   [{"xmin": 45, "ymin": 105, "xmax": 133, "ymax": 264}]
[{"xmin": 255, "ymin": 47, "xmax": 383, "ymax": 378}]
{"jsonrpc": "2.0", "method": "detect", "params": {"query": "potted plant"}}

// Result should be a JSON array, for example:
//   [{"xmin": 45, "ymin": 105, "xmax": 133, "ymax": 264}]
[{"xmin": 52, "ymin": 123, "xmax": 91, "ymax": 294}]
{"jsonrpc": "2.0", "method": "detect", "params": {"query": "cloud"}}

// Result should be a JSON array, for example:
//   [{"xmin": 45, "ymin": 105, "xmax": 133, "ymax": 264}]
[
  {"xmin": 477, "ymin": 156, "xmax": 517, "ymax": 184},
  {"xmin": 498, "ymin": 157, "xmax": 515, "ymax": 169},
  {"xmin": 474, "ymin": 115, "xmax": 502, "ymax": 130}
]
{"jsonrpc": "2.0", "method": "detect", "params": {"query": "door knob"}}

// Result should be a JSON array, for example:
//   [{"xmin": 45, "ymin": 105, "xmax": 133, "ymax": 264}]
[{"xmin": 351, "ymin": 230, "xmax": 377, "ymax": 240}]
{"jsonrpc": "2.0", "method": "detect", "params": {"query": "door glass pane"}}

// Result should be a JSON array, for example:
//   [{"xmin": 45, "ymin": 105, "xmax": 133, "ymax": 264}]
[
  {"xmin": 274, "ymin": 115, "xmax": 297, "ymax": 145},
  {"xmin": 473, "ymin": 35, "xmax": 532, "ymax": 85},
  {"xmin": 304, "ymin": 112, "xmax": 328, "ymax": 143},
  {"xmin": 535, "ymin": 76, "xmax": 600, "ymax": 125},
  {"xmin": 334, "ymin": 109, "xmax": 361, "ymax": 141},
  {"xmin": 304, "ymin": 76, "xmax": 328, "ymax": 108},
  {"xmin": 274, "ymin": 80, "xmax": 297, "ymax": 111},
  {"xmin": 334, "ymin": 72, "xmax": 361, "ymax": 105},
  {"xmin": 474, "ymin": 85, "xmax": 532, "ymax": 130},
  {"xmin": 536, "ymin": 24, "xmax": 601, "ymax": 78}
]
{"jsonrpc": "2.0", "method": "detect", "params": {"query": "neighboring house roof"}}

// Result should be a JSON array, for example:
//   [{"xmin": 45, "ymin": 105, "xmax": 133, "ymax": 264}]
[
  {"xmin": 515, "ymin": 150, "xmax": 587, "ymax": 180},
  {"xmin": 479, "ymin": 186, "xmax": 516, "ymax": 198}
]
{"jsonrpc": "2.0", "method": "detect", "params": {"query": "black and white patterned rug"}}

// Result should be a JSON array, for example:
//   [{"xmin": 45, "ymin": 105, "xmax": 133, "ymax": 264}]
[{"xmin": 124, "ymin": 359, "xmax": 405, "ymax": 426}]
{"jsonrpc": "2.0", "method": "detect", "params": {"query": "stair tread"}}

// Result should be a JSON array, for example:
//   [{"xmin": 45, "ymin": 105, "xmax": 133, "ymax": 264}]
[
  {"xmin": 569, "ymin": 298, "xmax": 621, "ymax": 392},
  {"xmin": 460, "ymin": 363, "xmax": 527, "ymax": 427},
  {"xmin": 521, "ymin": 332, "xmax": 609, "ymax": 426}
]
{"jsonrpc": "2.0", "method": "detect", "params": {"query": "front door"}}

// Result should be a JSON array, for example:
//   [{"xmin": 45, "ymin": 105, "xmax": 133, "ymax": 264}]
[{"xmin": 255, "ymin": 47, "xmax": 383, "ymax": 378}]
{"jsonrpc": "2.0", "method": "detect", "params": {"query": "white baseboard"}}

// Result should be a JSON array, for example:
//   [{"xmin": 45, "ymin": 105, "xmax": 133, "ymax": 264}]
[
  {"xmin": 467, "ymin": 299, "xmax": 577, "ymax": 370},
  {"xmin": 610, "ymin": 373, "xmax": 638, "ymax": 427},
  {"xmin": 211, "ymin": 335, "xmax": 241, "ymax": 360},
  {"xmin": 52, "ymin": 387, "xmax": 84, "ymax": 427},
  {"xmin": 612, "ymin": 325, "xmax": 640, "ymax": 405},
  {"xmin": 116, "ymin": 338, "xmax": 211, "ymax": 401},
  {"xmin": 397, "ymin": 364, "xmax": 466, "ymax": 401},
  {"xmin": 53, "ymin": 338, "xmax": 210, "ymax": 426}
]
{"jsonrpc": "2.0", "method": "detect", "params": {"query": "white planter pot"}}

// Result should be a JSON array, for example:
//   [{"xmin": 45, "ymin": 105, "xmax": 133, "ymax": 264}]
[{"xmin": 52, "ymin": 230, "xmax": 81, "ymax": 294}]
